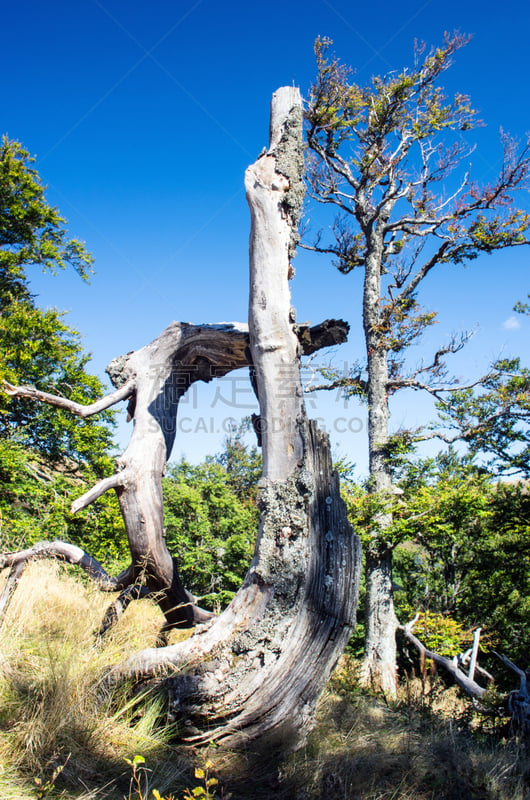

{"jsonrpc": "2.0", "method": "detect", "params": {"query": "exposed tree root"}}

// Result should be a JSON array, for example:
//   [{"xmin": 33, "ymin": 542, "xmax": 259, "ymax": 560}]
[{"xmin": 96, "ymin": 584, "xmax": 151, "ymax": 643}]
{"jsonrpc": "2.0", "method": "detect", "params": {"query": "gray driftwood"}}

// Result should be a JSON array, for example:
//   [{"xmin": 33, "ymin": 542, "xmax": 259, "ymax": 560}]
[{"xmin": 0, "ymin": 87, "xmax": 360, "ymax": 749}]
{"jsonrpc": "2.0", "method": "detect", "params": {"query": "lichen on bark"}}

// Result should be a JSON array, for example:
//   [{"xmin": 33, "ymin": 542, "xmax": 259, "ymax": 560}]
[{"xmin": 273, "ymin": 102, "xmax": 305, "ymax": 258}]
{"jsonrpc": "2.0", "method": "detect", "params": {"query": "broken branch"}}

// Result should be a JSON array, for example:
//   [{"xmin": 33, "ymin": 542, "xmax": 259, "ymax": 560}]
[
  {"xmin": 2, "ymin": 379, "xmax": 135, "ymax": 418},
  {"xmin": 401, "ymin": 619, "xmax": 487, "ymax": 698}
]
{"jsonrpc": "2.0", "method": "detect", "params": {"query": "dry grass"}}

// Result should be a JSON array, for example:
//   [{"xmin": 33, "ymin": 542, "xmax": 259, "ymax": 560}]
[
  {"xmin": 277, "ymin": 691, "xmax": 529, "ymax": 800},
  {"xmin": 0, "ymin": 564, "xmax": 528, "ymax": 800},
  {"xmin": 267, "ymin": 660, "xmax": 530, "ymax": 800},
  {"xmin": 0, "ymin": 562, "xmax": 191, "ymax": 799}
]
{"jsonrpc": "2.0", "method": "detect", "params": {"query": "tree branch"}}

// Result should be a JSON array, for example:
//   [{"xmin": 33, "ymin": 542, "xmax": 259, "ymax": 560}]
[
  {"xmin": 0, "ymin": 541, "xmax": 133, "ymax": 592},
  {"xmin": 387, "ymin": 374, "xmax": 485, "ymax": 400},
  {"xmin": 420, "ymin": 405, "xmax": 529, "ymax": 445},
  {"xmin": 71, "ymin": 471, "xmax": 132, "ymax": 513},
  {"xmin": 304, "ymin": 375, "xmax": 367, "ymax": 395},
  {"xmin": 492, "ymin": 651, "xmax": 527, "ymax": 684},
  {"xmin": 492, "ymin": 651, "xmax": 530, "ymax": 734},
  {"xmin": 295, "ymin": 318, "xmax": 350, "ymax": 354},
  {"xmin": 0, "ymin": 561, "xmax": 25, "ymax": 626},
  {"xmin": 0, "ymin": 541, "xmax": 136, "ymax": 629},
  {"xmin": 395, "ymin": 241, "xmax": 450, "ymax": 301},
  {"xmin": 2, "ymin": 379, "xmax": 135, "ymax": 418},
  {"xmin": 401, "ymin": 619, "xmax": 487, "ymax": 698},
  {"xmin": 399, "ymin": 333, "xmax": 474, "ymax": 381}
]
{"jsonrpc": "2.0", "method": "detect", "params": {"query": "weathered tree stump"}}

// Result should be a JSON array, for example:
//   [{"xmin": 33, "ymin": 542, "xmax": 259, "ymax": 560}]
[{"xmin": 1, "ymin": 87, "xmax": 361, "ymax": 750}]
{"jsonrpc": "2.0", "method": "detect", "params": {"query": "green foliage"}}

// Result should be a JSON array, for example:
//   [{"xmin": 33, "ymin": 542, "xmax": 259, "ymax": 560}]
[
  {"xmin": 0, "ymin": 135, "xmax": 115, "ymax": 478},
  {"xmin": 345, "ymin": 449, "xmax": 530, "ymax": 667},
  {"xmin": 391, "ymin": 451, "xmax": 491, "ymax": 613},
  {"xmin": 456, "ymin": 481, "xmax": 530, "ymax": 662},
  {"xmin": 0, "ymin": 437, "xmax": 127, "ymax": 564},
  {"xmin": 379, "ymin": 431, "xmax": 416, "ymax": 476},
  {"xmin": 0, "ymin": 136, "xmax": 93, "ymax": 304},
  {"xmin": 0, "ymin": 299, "xmax": 116, "ymax": 476},
  {"xmin": 401, "ymin": 609, "xmax": 470, "ymax": 657},
  {"xmin": 163, "ymin": 458, "xmax": 258, "ymax": 609},
  {"xmin": 514, "ymin": 293, "xmax": 530, "ymax": 315},
  {"xmin": 0, "ymin": 135, "xmax": 125, "ymax": 561},
  {"xmin": 434, "ymin": 358, "xmax": 530, "ymax": 477},
  {"xmin": 342, "ymin": 481, "xmax": 395, "ymax": 548},
  {"xmin": 211, "ymin": 419, "xmax": 261, "ymax": 500},
  {"xmin": 390, "ymin": 451, "xmax": 530, "ymax": 665},
  {"xmin": 0, "ymin": 438, "xmax": 68, "ymax": 550}
]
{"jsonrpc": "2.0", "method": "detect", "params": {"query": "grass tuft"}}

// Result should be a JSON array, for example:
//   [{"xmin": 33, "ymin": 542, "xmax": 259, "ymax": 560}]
[{"xmin": 0, "ymin": 562, "xmax": 188, "ymax": 799}]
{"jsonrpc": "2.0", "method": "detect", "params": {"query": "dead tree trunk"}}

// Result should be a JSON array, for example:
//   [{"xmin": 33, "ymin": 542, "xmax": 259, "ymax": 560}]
[
  {"xmin": 0, "ymin": 87, "xmax": 361, "ymax": 750},
  {"xmin": 3, "ymin": 322, "xmax": 252, "ymax": 630}
]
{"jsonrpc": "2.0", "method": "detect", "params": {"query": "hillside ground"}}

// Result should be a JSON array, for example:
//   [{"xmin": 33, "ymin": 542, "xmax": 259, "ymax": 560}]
[{"xmin": 0, "ymin": 563, "xmax": 528, "ymax": 800}]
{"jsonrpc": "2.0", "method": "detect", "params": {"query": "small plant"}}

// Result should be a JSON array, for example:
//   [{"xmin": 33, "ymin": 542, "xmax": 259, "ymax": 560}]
[
  {"xmin": 180, "ymin": 758, "xmax": 219, "ymax": 800},
  {"xmin": 329, "ymin": 654, "xmax": 361, "ymax": 696},
  {"xmin": 34, "ymin": 758, "xmax": 68, "ymax": 799},
  {"xmin": 401, "ymin": 609, "xmax": 470, "ymax": 656},
  {"xmin": 124, "ymin": 753, "xmax": 221, "ymax": 800},
  {"xmin": 124, "ymin": 755, "xmax": 150, "ymax": 800}
]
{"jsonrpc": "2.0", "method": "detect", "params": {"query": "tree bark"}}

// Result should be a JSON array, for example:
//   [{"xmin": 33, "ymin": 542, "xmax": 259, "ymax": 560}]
[
  {"xmin": 363, "ymin": 548, "xmax": 398, "ymax": 696},
  {"xmin": 153, "ymin": 86, "xmax": 361, "ymax": 749},
  {"xmin": 0, "ymin": 88, "xmax": 360, "ymax": 751},
  {"xmin": 360, "ymin": 249, "xmax": 399, "ymax": 697}
]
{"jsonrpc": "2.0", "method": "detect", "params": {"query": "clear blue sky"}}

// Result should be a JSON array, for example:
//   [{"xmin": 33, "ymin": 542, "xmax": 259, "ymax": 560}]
[{"xmin": 3, "ymin": 0, "xmax": 529, "ymax": 473}]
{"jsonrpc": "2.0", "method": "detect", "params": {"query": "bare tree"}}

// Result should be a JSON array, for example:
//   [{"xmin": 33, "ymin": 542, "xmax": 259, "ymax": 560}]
[
  {"xmin": 0, "ymin": 88, "xmax": 361, "ymax": 750},
  {"xmin": 305, "ymin": 34, "xmax": 530, "ymax": 696}
]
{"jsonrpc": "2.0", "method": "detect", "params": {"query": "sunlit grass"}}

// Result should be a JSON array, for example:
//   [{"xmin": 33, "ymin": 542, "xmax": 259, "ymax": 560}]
[
  {"xmin": 0, "ymin": 564, "xmax": 528, "ymax": 799},
  {"xmin": 0, "ymin": 562, "xmax": 189, "ymax": 799}
]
